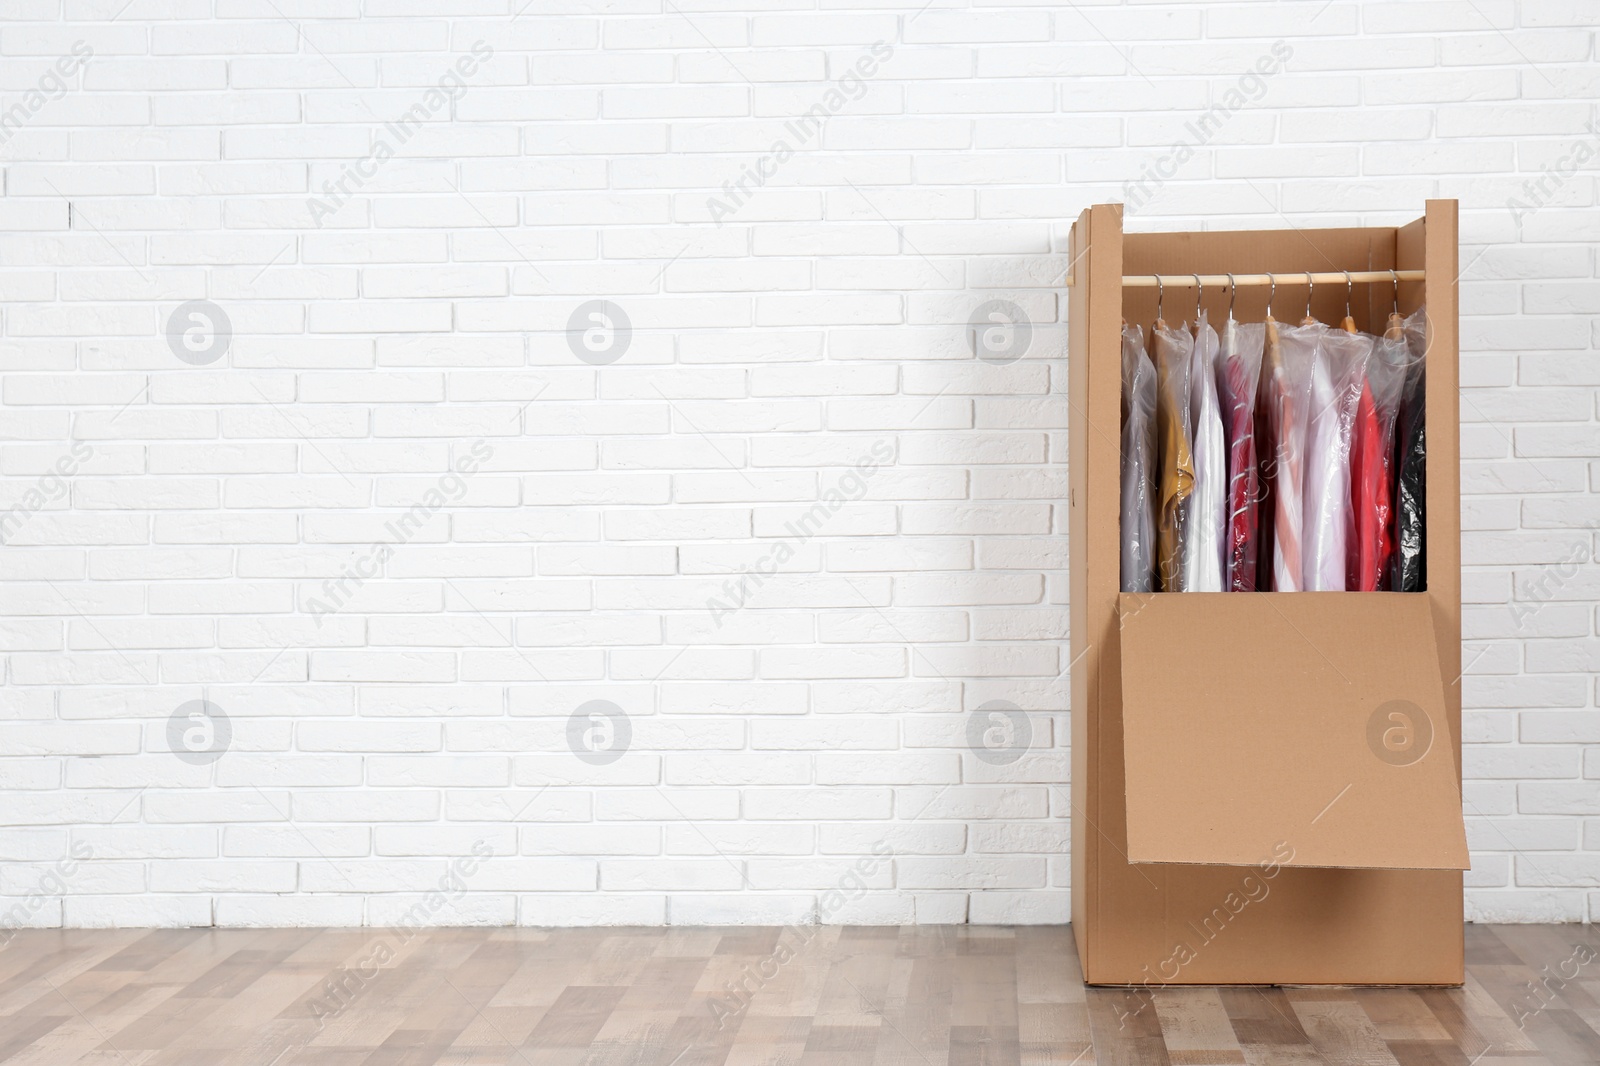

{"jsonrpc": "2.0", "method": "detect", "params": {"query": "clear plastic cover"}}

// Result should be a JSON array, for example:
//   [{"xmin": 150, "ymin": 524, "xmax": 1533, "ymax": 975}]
[
  {"xmin": 1185, "ymin": 311, "xmax": 1226, "ymax": 592},
  {"xmin": 1120, "ymin": 323, "xmax": 1159, "ymax": 593},
  {"xmin": 1217, "ymin": 318, "xmax": 1265, "ymax": 591},
  {"xmin": 1253, "ymin": 331, "xmax": 1276, "ymax": 593},
  {"xmin": 1122, "ymin": 297, "xmax": 1427, "ymax": 596},
  {"xmin": 1152, "ymin": 320, "xmax": 1196, "ymax": 591},
  {"xmin": 1303, "ymin": 325, "xmax": 1372, "ymax": 591},
  {"xmin": 1393, "ymin": 306, "xmax": 1428, "ymax": 592},
  {"xmin": 1262, "ymin": 318, "xmax": 1317, "ymax": 592},
  {"xmin": 1349, "ymin": 314, "xmax": 1411, "ymax": 591}
]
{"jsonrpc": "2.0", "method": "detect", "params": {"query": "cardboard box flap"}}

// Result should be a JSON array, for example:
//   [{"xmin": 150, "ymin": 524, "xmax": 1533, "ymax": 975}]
[{"xmin": 1118, "ymin": 593, "xmax": 1469, "ymax": 871}]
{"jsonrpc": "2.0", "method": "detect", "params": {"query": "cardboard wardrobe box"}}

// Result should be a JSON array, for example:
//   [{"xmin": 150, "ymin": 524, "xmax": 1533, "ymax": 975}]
[{"xmin": 1067, "ymin": 201, "xmax": 1468, "ymax": 985}]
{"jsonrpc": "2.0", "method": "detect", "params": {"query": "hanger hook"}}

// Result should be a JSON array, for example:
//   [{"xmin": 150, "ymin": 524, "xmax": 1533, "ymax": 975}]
[
  {"xmin": 1343, "ymin": 270, "xmax": 1353, "ymax": 319},
  {"xmin": 1390, "ymin": 268, "xmax": 1400, "ymax": 315},
  {"xmin": 1226, "ymin": 272, "xmax": 1236, "ymax": 318},
  {"xmin": 1154, "ymin": 274, "xmax": 1163, "ymax": 320},
  {"xmin": 1266, "ymin": 273, "xmax": 1275, "ymax": 317},
  {"xmin": 1304, "ymin": 271, "xmax": 1314, "ymax": 319},
  {"xmin": 1192, "ymin": 273, "xmax": 1203, "ymax": 317}
]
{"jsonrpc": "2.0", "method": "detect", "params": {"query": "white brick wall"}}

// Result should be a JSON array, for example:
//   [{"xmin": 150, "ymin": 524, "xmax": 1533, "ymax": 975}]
[{"xmin": 0, "ymin": 0, "xmax": 1595, "ymax": 929}]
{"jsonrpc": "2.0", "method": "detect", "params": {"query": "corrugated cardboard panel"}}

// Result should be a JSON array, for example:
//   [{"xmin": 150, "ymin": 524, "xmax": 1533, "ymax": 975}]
[{"xmin": 1118, "ymin": 592, "xmax": 1469, "ymax": 871}]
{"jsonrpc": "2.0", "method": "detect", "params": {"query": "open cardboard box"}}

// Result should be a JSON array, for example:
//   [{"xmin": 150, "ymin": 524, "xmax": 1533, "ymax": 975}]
[{"xmin": 1067, "ymin": 202, "xmax": 1466, "ymax": 985}]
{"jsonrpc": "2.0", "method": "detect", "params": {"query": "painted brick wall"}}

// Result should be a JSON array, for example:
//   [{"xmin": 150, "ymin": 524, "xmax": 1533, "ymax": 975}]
[{"xmin": 0, "ymin": 0, "xmax": 1595, "ymax": 930}]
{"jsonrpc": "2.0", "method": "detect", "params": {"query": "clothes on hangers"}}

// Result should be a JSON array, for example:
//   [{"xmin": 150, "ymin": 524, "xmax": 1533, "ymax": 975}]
[
  {"xmin": 1120, "ymin": 322, "xmax": 1159, "ymax": 593},
  {"xmin": 1254, "ymin": 324, "xmax": 1277, "ymax": 593},
  {"xmin": 1266, "ymin": 317, "xmax": 1316, "ymax": 592},
  {"xmin": 1349, "ymin": 313, "xmax": 1409, "ymax": 591},
  {"xmin": 1218, "ymin": 317, "xmax": 1265, "ymax": 591},
  {"xmin": 1393, "ymin": 306, "xmax": 1428, "ymax": 592},
  {"xmin": 1115, "ymin": 290, "xmax": 1427, "ymax": 595},
  {"xmin": 1152, "ymin": 318, "xmax": 1196, "ymax": 591},
  {"xmin": 1303, "ymin": 322, "xmax": 1370, "ymax": 591},
  {"xmin": 1185, "ymin": 311, "xmax": 1226, "ymax": 592}
]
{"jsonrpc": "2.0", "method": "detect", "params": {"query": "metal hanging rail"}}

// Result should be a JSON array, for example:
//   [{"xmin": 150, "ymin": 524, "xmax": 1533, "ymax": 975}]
[{"xmin": 1061, "ymin": 269, "xmax": 1426, "ymax": 287}]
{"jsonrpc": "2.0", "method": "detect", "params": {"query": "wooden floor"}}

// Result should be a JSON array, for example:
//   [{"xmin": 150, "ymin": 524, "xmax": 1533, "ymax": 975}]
[{"xmin": 0, "ymin": 924, "xmax": 1595, "ymax": 1064}]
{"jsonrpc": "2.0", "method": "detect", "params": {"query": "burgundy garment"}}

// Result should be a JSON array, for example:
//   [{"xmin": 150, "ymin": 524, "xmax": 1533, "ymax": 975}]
[
  {"xmin": 1253, "ymin": 374, "xmax": 1276, "ymax": 592},
  {"xmin": 1223, "ymin": 354, "xmax": 1259, "ymax": 591}
]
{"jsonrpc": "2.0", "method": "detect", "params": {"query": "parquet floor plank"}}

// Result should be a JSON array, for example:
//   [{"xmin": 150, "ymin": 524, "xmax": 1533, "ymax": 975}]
[{"xmin": 0, "ymin": 925, "xmax": 1585, "ymax": 1066}]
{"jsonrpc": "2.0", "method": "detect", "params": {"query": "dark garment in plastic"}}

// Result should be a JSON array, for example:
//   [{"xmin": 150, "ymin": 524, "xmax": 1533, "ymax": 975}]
[
  {"xmin": 1224, "ymin": 353, "xmax": 1260, "ymax": 591},
  {"xmin": 1393, "ymin": 377, "xmax": 1426, "ymax": 592}
]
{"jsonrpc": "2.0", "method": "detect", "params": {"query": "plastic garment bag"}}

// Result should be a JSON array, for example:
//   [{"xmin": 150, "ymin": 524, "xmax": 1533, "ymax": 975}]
[
  {"xmin": 1254, "ymin": 325, "xmax": 1278, "ymax": 592},
  {"xmin": 1120, "ymin": 323, "xmax": 1159, "ymax": 593},
  {"xmin": 1348, "ymin": 314, "xmax": 1409, "ymax": 591},
  {"xmin": 1303, "ymin": 324, "xmax": 1371, "ymax": 591},
  {"xmin": 1393, "ymin": 306, "xmax": 1428, "ymax": 592},
  {"xmin": 1217, "ymin": 317, "xmax": 1265, "ymax": 591},
  {"xmin": 1263, "ymin": 318, "xmax": 1317, "ymax": 592},
  {"xmin": 1151, "ymin": 319, "xmax": 1195, "ymax": 591},
  {"xmin": 1184, "ymin": 312, "xmax": 1226, "ymax": 592}
]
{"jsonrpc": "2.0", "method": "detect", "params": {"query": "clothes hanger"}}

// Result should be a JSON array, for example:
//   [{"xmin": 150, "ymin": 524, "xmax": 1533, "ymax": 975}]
[
  {"xmin": 1341, "ymin": 269, "xmax": 1358, "ymax": 334},
  {"xmin": 1154, "ymin": 274, "xmax": 1164, "ymax": 328},
  {"xmin": 1302, "ymin": 270, "xmax": 1316, "ymax": 326},
  {"xmin": 1387, "ymin": 268, "xmax": 1406, "ymax": 334},
  {"xmin": 1226, "ymin": 272, "xmax": 1236, "ymax": 322},
  {"xmin": 1192, "ymin": 273, "xmax": 1203, "ymax": 330}
]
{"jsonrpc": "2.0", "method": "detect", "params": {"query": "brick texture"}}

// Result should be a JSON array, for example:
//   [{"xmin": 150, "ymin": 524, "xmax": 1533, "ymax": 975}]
[{"xmin": 0, "ymin": 0, "xmax": 1595, "ymax": 928}]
